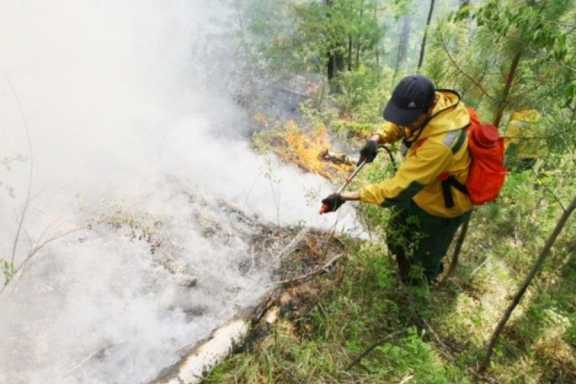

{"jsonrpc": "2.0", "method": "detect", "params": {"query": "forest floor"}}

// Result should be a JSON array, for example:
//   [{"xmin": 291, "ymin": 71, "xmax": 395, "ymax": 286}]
[
  {"xmin": 203, "ymin": 226, "xmax": 576, "ymax": 383},
  {"xmin": 203, "ymin": 115, "xmax": 576, "ymax": 384}
]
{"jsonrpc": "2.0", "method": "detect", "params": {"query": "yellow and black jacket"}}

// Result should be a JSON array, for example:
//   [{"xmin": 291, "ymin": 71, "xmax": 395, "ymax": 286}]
[{"xmin": 360, "ymin": 90, "xmax": 472, "ymax": 218}]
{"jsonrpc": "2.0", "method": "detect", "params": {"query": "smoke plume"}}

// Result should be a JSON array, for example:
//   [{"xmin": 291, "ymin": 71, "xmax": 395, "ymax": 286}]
[{"xmin": 0, "ymin": 1, "xmax": 361, "ymax": 383}]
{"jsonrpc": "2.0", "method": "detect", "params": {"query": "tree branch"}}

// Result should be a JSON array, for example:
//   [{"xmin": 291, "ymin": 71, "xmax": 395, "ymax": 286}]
[{"xmin": 439, "ymin": 34, "xmax": 495, "ymax": 101}]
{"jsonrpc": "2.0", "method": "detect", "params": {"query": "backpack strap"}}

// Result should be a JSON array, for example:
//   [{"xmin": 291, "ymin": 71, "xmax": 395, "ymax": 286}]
[
  {"xmin": 440, "ymin": 127, "xmax": 469, "ymax": 208},
  {"xmin": 443, "ymin": 127, "xmax": 467, "ymax": 154},
  {"xmin": 441, "ymin": 176, "xmax": 468, "ymax": 208}
]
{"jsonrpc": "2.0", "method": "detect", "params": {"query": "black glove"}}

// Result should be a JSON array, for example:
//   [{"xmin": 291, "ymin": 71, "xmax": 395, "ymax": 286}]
[
  {"xmin": 358, "ymin": 139, "xmax": 379, "ymax": 165},
  {"xmin": 320, "ymin": 193, "xmax": 346, "ymax": 214}
]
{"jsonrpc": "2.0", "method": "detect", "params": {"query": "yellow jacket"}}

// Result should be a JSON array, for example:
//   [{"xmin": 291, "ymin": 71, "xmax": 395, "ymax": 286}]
[{"xmin": 360, "ymin": 90, "xmax": 472, "ymax": 218}]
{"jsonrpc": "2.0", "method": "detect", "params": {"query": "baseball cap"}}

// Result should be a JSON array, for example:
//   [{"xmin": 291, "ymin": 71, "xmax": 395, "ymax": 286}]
[{"xmin": 383, "ymin": 75, "xmax": 435, "ymax": 125}]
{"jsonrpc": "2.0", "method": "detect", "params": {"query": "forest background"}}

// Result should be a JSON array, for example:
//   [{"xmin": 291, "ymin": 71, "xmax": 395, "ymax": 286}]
[{"xmin": 205, "ymin": 0, "xmax": 576, "ymax": 383}]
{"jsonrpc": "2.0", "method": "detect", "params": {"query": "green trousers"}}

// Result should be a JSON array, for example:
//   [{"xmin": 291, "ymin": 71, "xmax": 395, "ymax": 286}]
[{"xmin": 386, "ymin": 200, "xmax": 471, "ymax": 283}]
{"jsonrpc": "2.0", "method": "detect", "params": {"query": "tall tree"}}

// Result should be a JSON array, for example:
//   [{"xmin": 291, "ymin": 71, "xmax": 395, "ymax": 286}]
[
  {"xmin": 477, "ymin": 0, "xmax": 573, "ymax": 127},
  {"xmin": 417, "ymin": 0, "xmax": 436, "ymax": 71},
  {"xmin": 325, "ymin": 0, "xmax": 347, "ymax": 82},
  {"xmin": 291, "ymin": 0, "xmax": 384, "ymax": 91},
  {"xmin": 394, "ymin": 15, "xmax": 412, "ymax": 77},
  {"xmin": 427, "ymin": 0, "xmax": 574, "ymax": 133}
]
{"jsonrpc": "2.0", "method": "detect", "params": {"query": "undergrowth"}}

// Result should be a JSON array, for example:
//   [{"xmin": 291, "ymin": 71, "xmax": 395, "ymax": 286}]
[{"xmin": 205, "ymin": 151, "xmax": 575, "ymax": 383}]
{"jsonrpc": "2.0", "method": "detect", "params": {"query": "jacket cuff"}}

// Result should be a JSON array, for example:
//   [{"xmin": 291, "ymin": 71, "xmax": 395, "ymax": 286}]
[{"xmin": 359, "ymin": 185, "xmax": 382, "ymax": 205}]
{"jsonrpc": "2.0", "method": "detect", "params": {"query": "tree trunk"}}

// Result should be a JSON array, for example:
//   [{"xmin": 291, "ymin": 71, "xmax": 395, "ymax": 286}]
[
  {"xmin": 438, "ymin": 214, "xmax": 471, "ymax": 286},
  {"xmin": 478, "ymin": 195, "xmax": 576, "ymax": 374},
  {"xmin": 325, "ymin": 0, "xmax": 346, "ymax": 88},
  {"xmin": 394, "ymin": 15, "xmax": 412, "ymax": 78},
  {"xmin": 355, "ymin": 0, "xmax": 365, "ymax": 69},
  {"xmin": 417, "ymin": 0, "xmax": 436, "ymax": 71},
  {"xmin": 348, "ymin": 36, "xmax": 353, "ymax": 71},
  {"xmin": 493, "ymin": 50, "xmax": 522, "ymax": 128},
  {"xmin": 327, "ymin": 51, "xmax": 346, "ymax": 82}
]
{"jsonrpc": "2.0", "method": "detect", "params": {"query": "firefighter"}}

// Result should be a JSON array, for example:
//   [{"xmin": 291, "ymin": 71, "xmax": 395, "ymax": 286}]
[{"xmin": 321, "ymin": 75, "xmax": 472, "ymax": 284}]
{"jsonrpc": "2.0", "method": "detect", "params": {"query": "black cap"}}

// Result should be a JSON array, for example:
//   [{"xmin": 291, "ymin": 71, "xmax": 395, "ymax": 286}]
[{"xmin": 383, "ymin": 75, "xmax": 435, "ymax": 125}]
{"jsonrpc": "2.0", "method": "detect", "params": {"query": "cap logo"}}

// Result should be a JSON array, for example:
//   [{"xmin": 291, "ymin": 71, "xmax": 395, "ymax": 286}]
[{"xmin": 408, "ymin": 101, "xmax": 416, "ymax": 108}]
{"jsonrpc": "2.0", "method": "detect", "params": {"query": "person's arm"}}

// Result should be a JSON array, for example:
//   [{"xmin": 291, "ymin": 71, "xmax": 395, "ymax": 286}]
[
  {"xmin": 358, "ymin": 123, "xmax": 404, "ymax": 165},
  {"xmin": 359, "ymin": 141, "xmax": 452, "ymax": 206},
  {"xmin": 374, "ymin": 122, "xmax": 403, "ymax": 144}
]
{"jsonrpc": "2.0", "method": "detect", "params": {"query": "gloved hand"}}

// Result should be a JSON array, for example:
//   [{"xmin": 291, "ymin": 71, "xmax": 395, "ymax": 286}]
[
  {"xmin": 358, "ymin": 139, "xmax": 379, "ymax": 165},
  {"xmin": 320, "ymin": 193, "xmax": 346, "ymax": 214}
]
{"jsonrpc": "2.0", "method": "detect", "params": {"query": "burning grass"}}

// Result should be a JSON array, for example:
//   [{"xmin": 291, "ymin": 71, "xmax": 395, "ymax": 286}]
[{"xmin": 253, "ymin": 119, "xmax": 353, "ymax": 182}]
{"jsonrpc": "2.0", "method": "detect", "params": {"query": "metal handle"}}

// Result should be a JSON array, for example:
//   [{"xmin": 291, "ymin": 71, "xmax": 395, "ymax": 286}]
[
  {"xmin": 319, "ymin": 160, "xmax": 367, "ymax": 214},
  {"xmin": 336, "ymin": 160, "xmax": 366, "ymax": 194}
]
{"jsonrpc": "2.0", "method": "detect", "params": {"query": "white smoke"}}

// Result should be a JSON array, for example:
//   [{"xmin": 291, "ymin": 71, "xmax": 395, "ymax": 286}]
[{"xmin": 0, "ymin": 1, "xmax": 362, "ymax": 383}]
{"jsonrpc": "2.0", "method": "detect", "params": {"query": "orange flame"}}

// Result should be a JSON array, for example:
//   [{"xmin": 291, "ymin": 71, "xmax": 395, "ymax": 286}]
[{"xmin": 260, "ymin": 120, "xmax": 352, "ymax": 181}]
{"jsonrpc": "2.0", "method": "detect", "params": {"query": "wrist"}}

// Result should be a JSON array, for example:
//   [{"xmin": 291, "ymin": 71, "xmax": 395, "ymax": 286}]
[{"xmin": 341, "ymin": 191, "xmax": 360, "ymax": 201}]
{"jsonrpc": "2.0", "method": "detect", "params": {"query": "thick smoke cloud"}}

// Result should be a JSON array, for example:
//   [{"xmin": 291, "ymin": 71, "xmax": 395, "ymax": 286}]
[{"xmin": 0, "ymin": 1, "xmax": 361, "ymax": 383}]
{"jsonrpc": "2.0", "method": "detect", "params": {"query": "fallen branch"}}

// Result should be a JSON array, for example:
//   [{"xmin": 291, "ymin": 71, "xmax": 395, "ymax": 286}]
[
  {"xmin": 151, "ymin": 225, "xmax": 344, "ymax": 383},
  {"xmin": 319, "ymin": 149, "xmax": 355, "ymax": 166},
  {"xmin": 275, "ymin": 214, "xmax": 348, "ymax": 286},
  {"xmin": 274, "ymin": 227, "xmax": 309, "ymax": 261},
  {"xmin": 277, "ymin": 252, "xmax": 346, "ymax": 285},
  {"xmin": 420, "ymin": 318, "xmax": 455, "ymax": 361}
]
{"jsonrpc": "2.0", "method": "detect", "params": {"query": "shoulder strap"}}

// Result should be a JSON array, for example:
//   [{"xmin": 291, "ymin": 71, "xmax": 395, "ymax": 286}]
[
  {"xmin": 443, "ymin": 127, "xmax": 468, "ymax": 154},
  {"xmin": 440, "ymin": 123, "xmax": 470, "ymax": 208},
  {"xmin": 441, "ymin": 176, "xmax": 469, "ymax": 208}
]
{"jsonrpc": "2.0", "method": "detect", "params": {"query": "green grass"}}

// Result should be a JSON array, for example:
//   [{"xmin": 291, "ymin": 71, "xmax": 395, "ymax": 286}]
[
  {"xmin": 205, "ymin": 153, "xmax": 576, "ymax": 384},
  {"xmin": 205, "ymin": 242, "xmax": 471, "ymax": 383}
]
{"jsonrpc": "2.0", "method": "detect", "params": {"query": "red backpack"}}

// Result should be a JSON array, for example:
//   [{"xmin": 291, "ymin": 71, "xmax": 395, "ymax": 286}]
[
  {"xmin": 465, "ymin": 108, "xmax": 507, "ymax": 204},
  {"xmin": 441, "ymin": 108, "xmax": 507, "ymax": 207}
]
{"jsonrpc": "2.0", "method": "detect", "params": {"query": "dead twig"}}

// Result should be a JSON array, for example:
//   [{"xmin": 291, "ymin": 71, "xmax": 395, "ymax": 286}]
[
  {"xmin": 5, "ymin": 75, "xmax": 35, "ymax": 266},
  {"xmin": 439, "ymin": 34, "xmax": 495, "ymax": 102},
  {"xmin": 346, "ymin": 330, "xmax": 405, "ymax": 370},
  {"xmin": 319, "ymin": 149, "xmax": 355, "ymax": 166},
  {"xmin": 277, "ymin": 252, "xmax": 345, "ymax": 286},
  {"xmin": 60, "ymin": 348, "xmax": 102, "ymax": 378},
  {"xmin": 274, "ymin": 227, "xmax": 309, "ymax": 261},
  {"xmin": 532, "ymin": 171, "xmax": 567, "ymax": 213},
  {"xmin": 399, "ymin": 374, "xmax": 415, "ymax": 384},
  {"xmin": 1, "ymin": 226, "xmax": 86, "ymax": 295},
  {"xmin": 420, "ymin": 318, "xmax": 455, "ymax": 361},
  {"xmin": 397, "ymin": 284, "xmax": 458, "ymax": 361}
]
